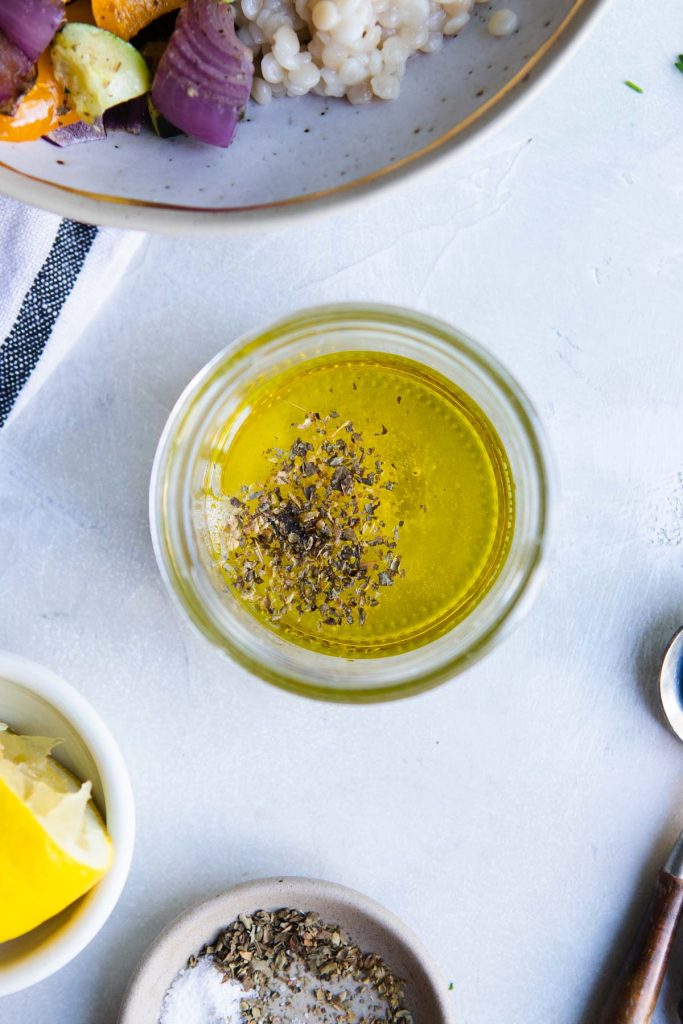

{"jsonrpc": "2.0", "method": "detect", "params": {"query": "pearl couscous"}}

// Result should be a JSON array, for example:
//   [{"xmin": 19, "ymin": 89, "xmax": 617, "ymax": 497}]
[{"xmin": 236, "ymin": 0, "xmax": 519, "ymax": 105}]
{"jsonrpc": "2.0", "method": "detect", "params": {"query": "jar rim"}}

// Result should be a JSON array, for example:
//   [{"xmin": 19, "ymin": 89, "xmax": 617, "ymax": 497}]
[{"xmin": 150, "ymin": 303, "xmax": 553, "ymax": 703}]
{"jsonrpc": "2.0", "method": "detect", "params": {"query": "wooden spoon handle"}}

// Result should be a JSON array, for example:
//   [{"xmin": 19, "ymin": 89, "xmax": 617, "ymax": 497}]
[{"xmin": 598, "ymin": 870, "xmax": 683, "ymax": 1024}]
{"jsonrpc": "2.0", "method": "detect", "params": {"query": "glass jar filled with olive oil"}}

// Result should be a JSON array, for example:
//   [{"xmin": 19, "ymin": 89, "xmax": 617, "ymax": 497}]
[{"xmin": 151, "ymin": 305, "xmax": 551, "ymax": 702}]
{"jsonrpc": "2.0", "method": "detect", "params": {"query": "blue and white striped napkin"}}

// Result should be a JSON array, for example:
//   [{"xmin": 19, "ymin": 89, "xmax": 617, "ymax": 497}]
[{"xmin": 0, "ymin": 195, "xmax": 144, "ymax": 427}]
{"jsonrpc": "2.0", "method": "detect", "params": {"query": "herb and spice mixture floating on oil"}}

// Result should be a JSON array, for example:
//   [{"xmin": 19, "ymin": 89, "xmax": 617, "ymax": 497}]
[
  {"xmin": 159, "ymin": 907, "xmax": 414, "ymax": 1024},
  {"xmin": 216, "ymin": 411, "xmax": 405, "ymax": 631},
  {"xmin": 202, "ymin": 351, "xmax": 515, "ymax": 658}
]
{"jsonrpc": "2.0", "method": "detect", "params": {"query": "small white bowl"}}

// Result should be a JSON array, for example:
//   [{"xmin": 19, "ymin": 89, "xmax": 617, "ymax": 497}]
[
  {"xmin": 119, "ymin": 877, "xmax": 454, "ymax": 1024},
  {"xmin": 0, "ymin": 651, "xmax": 135, "ymax": 996}
]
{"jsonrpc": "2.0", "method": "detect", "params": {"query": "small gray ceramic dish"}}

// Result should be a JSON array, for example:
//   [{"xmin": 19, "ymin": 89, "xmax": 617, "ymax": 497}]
[{"xmin": 119, "ymin": 877, "xmax": 454, "ymax": 1024}]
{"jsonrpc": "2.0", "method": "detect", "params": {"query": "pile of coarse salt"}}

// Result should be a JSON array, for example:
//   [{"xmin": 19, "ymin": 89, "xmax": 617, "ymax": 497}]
[
  {"xmin": 158, "ymin": 958, "xmax": 247, "ymax": 1024},
  {"xmin": 159, "ymin": 955, "xmax": 400, "ymax": 1024}
]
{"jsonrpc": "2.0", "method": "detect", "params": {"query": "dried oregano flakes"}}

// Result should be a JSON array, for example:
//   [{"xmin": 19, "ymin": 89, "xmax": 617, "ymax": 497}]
[
  {"xmin": 211, "ymin": 412, "xmax": 405, "ymax": 630},
  {"xmin": 192, "ymin": 907, "xmax": 414, "ymax": 1024}
]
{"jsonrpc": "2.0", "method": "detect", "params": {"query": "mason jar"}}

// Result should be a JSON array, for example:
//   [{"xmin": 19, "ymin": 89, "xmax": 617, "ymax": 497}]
[{"xmin": 150, "ymin": 304, "xmax": 552, "ymax": 702}]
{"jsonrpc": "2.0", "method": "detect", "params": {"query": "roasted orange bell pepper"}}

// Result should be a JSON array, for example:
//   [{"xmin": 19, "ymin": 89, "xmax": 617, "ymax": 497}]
[
  {"xmin": 92, "ymin": 0, "xmax": 184, "ymax": 41},
  {"xmin": 0, "ymin": 54, "xmax": 81, "ymax": 143}
]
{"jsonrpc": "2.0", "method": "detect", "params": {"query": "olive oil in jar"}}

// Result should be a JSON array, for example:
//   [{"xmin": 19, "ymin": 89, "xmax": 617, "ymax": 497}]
[{"xmin": 202, "ymin": 351, "xmax": 514, "ymax": 658}]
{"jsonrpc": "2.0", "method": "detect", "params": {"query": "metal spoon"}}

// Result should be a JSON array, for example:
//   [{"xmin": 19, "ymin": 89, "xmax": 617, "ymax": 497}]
[
  {"xmin": 597, "ymin": 628, "xmax": 683, "ymax": 1024},
  {"xmin": 659, "ymin": 626, "xmax": 683, "ymax": 743}
]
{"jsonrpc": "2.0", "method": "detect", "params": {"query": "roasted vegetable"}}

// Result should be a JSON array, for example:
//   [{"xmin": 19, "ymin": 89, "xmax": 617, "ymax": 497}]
[
  {"xmin": 92, "ymin": 0, "xmax": 183, "ymax": 42},
  {"xmin": 51, "ymin": 23, "xmax": 151, "ymax": 121},
  {"xmin": 45, "ymin": 117, "xmax": 105, "ymax": 145},
  {"xmin": 0, "ymin": 31, "xmax": 36, "ymax": 116},
  {"xmin": 66, "ymin": 0, "xmax": 96, "ymax": 25},
  {"xmin": 0, "ymin": 0, "xmax": 65, "ymax": 62},
  {"xmin": 105, "ymin": 95, "xmax": 148, "ymax": 134},
  {"xmin": 0, "ymin": 52, "xmax": 80, "ymax": 140},
  {"xmin": 151, "ymin": 0, "xmax": 253, "ymax": 148},
  {"xmin": 147, "ymin": 95, "xmax": 182, "ymax": 137}
]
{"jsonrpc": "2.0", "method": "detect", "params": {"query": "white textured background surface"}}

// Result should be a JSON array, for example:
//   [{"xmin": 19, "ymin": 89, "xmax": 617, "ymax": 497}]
[{"xmin": 2, "ymin": 0, "xmax": 683, "ymax": 1020}]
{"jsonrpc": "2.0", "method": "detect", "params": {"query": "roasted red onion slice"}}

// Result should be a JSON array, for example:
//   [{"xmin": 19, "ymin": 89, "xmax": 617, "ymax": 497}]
[
  {"xmin": 45, "ymin": 118, "xmax": 106, "ymax": 146},
  {"xmin": 104, "ymin": 95, "xmax": 148, "ymax": 135},
  {"xmin": 151, "ymin": 0, "xmax": 253, "ymax": 148},
  {"xmin": 0, "ymin": 0, "xmax": 65, "ymax": 63},
  {"xmin": 0, "ymin": 30, "xmax": 36, "ymax": 116}
]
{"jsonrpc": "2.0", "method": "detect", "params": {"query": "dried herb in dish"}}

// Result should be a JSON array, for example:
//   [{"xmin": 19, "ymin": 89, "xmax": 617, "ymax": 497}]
[{"xmin": 196, "ymin": 907, "xmax": 414, "ymax": 1024}]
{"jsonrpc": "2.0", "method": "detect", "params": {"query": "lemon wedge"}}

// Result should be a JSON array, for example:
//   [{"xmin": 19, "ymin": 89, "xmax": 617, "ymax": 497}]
[{"xmin": 0, "ymin": 723, "xmax": 113, "ymax": 943}]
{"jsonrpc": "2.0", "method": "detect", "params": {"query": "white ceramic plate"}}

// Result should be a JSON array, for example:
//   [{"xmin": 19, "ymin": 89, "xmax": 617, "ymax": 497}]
[
  {"xmin": 119, "ymin": 877, "xmax": 454, "ymax": 1024},
  {"xmin": 0, "ymin": 0, "xmax": 606, "ymax": 232}
]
